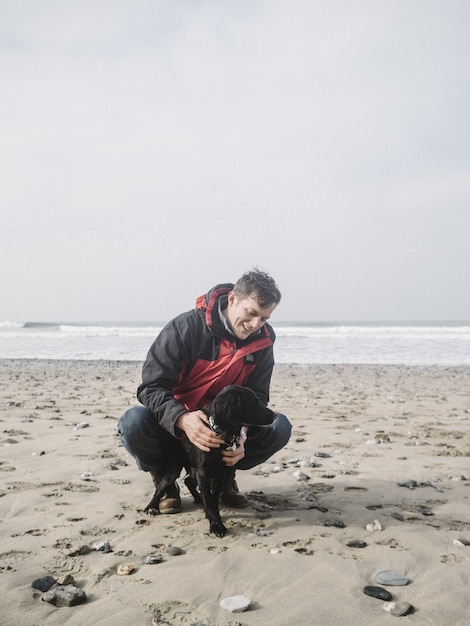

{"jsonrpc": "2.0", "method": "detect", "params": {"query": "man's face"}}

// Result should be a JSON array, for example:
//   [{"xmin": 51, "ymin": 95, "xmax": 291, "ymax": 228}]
[{"xmin": 224, "ymin": 292, "xmax": 276, "ymax": 341}]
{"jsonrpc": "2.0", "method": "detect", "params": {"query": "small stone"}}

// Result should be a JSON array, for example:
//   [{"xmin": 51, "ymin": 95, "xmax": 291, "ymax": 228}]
[
  {"xmin": 144, "ymin": 554, "xmax": 164, "ymax": 564},
  {"xmin": 75, "ymin": 422, "xmax": 89, "ymax": 429},
  {"xmin": 65, "ymin": 544, "xmax": 91, "ymax": 556},
  {"xmin": 220, "ymin": 594, "xmax": 251, "ymax": 613},
  {"xmin": 384, "ymin": 601, "xmax": 414, "ymax": 616},
  {"xmin": 56, "ymin": 574, "xmax": 75, "ymax": 585},
  {"xmin": 366, "ymin": 519, "xmax": 383, "ymax": 532},
  {"xmin": 166, "ymin": 546, "xmax": 182, "ymax": 556},
  {"xmin": 252, "ymin": 525, "xmax": 273, "ymax": 537},
  {"xmin": 374, "ymin": 434, "xmax": 390, "ymax": 443},
  {"xmin": 324, "ymin": 519, "xmax": 345, "ymax": 528},
  {"xmin": 32, "ymin": 576, "xmax": 56, "ymax": 592},
  {"xmin": 92, "ymin": 541, "xmax": 113, "ymax": 553},
  {"xmin": 448, "ymin": 474, "xmax": 467, "ymax": 481},
  {"xmin": 397, "ymin": 480, "xmax": 418, "ymax": 488},
  {"xmin": 419, "ymin": 508, "xmax": 434, "ymax": 516},
  {"xmin": 346, "ymin": 539, "xmax": 367, "ymax": 548},
  {"xmin": 315, "ymin": 451, "xmax": 331, "ymax": 458},
  {"xmin": 80, "ymin": 472, "xmax": 95, "ymax": 480},
  {"xmin": 453, "ymin": 538, "xmax": 470, "ymax": 547},
  {"xmin": 42, "ymin": 584, "xmax": 86, "ymax": 607},
  {"xmin": 363, "ymin": 586, "xmax": 393, "ymax": 601},
  {"xmin": 116, "ymin": 563, "xmax": 135, "ymax": 576},
  {"xmin": 391, "ymin": 512, "xmax": 404, "ymax": 522},
  {"xmin": 270, "ymin": 548, "xmax": 281, "ymax": 554},
  {"xmin": 374, "ymin": 570, "xmax": 410, "ymax": 586},
  {"xmin": 293, "ymin": 470, "xmax": 309, "ymax": 481},
  {"xmin": 302, "ymin": 456, "xmax": 319, "ymax": 468}
]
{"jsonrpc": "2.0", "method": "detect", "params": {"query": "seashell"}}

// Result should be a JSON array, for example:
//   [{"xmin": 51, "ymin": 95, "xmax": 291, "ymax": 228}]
[{"xmin": 116, "ymin": 563, "xmax": 135, "ymax": 576}]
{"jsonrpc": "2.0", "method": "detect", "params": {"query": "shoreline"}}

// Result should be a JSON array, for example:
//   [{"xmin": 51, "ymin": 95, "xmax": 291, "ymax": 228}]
[
  {"xmin": 2, "ymin": 357, "xmax": 470, "ymax": 369},
  {"xmin": 1, "ymin": 360, "xmax": 469, "ymax": 625}
]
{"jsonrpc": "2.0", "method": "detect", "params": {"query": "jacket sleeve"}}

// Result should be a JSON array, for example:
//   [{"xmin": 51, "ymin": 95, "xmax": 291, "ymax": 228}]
[
  {"xmin": 245, "ymin": 344, "xmax": 275, "ymax": 406},
  {"xmin": 136, "ymin": 314, "xmax": 193, "ymax": 437}
]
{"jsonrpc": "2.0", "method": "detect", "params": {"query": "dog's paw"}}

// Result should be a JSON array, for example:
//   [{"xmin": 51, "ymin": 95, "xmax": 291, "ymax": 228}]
[
  {"xmin": 210, "ymin": 521, "xmax": 227, "ymax": 537},
  {"xmin": 144, "ymin": 505, "xmax": 159, "ymax": 516}
]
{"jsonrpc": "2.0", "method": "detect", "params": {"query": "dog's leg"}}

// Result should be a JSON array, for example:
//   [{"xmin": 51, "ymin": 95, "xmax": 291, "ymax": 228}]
[
  {"xmin": 211, "ymin": 466, "xmax": 227, "ymax": 502},
  {"xmin": 196, "ymin": 470, "xmax": 227, "ymax": 537},
  {"xmin": 144, "ymin": 470, "xmax": 180, "ymax": 514},
  {"xmin": 183, "ymin": 470, "xmax": 202, "ymax": 504}
]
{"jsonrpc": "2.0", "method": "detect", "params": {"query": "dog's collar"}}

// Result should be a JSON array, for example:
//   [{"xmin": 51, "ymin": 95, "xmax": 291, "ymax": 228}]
[
  {"xmin": 208, "ymin": 415, "xmax": 238, "ymax": 451},
  {"xmin": 208, "ymin": 415, "xmax": 219, "ymax": 433}
]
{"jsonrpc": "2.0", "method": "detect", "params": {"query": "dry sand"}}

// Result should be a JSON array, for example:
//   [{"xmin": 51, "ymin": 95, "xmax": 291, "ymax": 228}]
[{"xmin": 0, "ymin": 359, "xmax": 469, "ymax": 625}]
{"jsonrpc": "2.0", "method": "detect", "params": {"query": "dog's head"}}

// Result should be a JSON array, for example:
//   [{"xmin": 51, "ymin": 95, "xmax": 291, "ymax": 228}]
[{"xmin": 207, "ymin": 385, "xmax": 276, "ymax": 448}]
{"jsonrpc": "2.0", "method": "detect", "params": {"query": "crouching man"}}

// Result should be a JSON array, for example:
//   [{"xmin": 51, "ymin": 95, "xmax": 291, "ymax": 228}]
[{"xmin": 118, "ymin": 268, "xmax": 291, "ymax": 512}]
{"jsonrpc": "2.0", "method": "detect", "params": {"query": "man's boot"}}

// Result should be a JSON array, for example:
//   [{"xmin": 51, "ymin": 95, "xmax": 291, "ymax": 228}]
[
  {"xmin": 220, "ymin": 467, "xmax": 249, "ymax": 508},
  {"xmin": 150, "ymin": 473, "xmax": 182, "ymax": 514}
]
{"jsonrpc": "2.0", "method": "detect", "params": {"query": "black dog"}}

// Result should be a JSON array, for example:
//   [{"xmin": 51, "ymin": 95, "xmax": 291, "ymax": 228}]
[{"xmin": 143, "ymin": 385, "xmax": 275, "ymax": 537}]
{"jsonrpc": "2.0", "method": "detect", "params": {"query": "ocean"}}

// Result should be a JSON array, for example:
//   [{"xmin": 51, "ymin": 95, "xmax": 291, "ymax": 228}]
[{"xmin": 0, "ymin": 321, "xmax": 469, "ymax": 365}]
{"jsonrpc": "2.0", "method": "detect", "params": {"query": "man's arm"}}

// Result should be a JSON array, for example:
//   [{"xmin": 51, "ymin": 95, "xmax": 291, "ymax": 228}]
[{"xmin": 137, "ymin": 315, "xmax": 193, "ymax": 436}]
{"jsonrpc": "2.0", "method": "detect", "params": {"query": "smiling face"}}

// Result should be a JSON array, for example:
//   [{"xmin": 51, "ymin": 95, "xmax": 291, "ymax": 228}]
[{"xmin": 223, "ymin": 291, "xmax": 276, "ymax": 341}]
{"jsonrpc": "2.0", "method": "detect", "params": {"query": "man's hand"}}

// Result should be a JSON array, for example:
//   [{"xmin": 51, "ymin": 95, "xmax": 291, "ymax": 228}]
[
  {"xmin": 176, "ymin": 411, "xmax": 224, "ymax": 452},
  {"xmin": 221, "ymin": 437, "xmax": 246, "ymax": 466}
]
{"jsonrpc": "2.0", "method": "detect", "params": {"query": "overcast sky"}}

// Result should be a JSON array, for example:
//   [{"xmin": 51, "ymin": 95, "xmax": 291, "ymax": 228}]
[{"xmin": 1, "ymin": 0, "xmax": 469, "ymax": 322}]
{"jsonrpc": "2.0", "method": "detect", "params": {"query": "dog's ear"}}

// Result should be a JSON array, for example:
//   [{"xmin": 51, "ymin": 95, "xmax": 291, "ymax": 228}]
[
  {"xmin": 216, "ymin": 385, "xmax": 275, "ymax": 427},
  {"xmin": 210, "ymin": 385, "xmax": 275, "ymax": 428},
  {"xmin": 242, "ymin": 404, "xmax": 275, "ymax": 426}
]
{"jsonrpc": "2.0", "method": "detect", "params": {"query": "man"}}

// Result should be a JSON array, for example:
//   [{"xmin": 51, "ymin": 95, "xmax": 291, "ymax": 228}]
[{"xmin": 118, "ymin": 268, "xmax": 291, "ymax": 513}]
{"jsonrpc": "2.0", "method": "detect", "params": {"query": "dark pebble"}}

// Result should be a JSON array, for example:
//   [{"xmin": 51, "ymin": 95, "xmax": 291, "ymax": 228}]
[
  {"xmin": 391, "ymin": 512, "xmax": 404, "ymax": 521},
  {"xmin": 166, "ymin": 546, "xmax": 183, "ymax": 556},
  {"xmin": 397, "ymin": 480, "xmax": 418, "ymax": 488},
  {"xmin": 363, "ymin": 586, "xmax": 393, "ymax": 601},
  {"xmin": 310, "ymin": 505, "xmax": 329, "ymax": 513},
  {"xmin": 32, "ymin": 576, "xmax": 56, "ymax": 592},
  {"xmin": 419, "ymin": 508, "xmax": 434, "ymax": 516},
  {"xmin": 315, "ymin": 452, "xmax": 331, "ymax": 458},
  {"xmin": 324, "ymin": 519, "xmax": 345, "ymax": 528},
  {"xmin": 346, "ymin": 539, "xmax": 367, "ymax": 548},
  {"xmin": 144, "ymin": 554, "xmax": 164, "ymax": 564},
  {"xmin": 398, "ymin": 480, "xmax": 433, "ymax": 489}
]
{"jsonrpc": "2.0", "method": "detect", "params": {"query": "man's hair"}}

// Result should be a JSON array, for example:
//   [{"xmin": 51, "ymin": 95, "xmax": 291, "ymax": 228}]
[{"xmin": 233, "ymin": 268, "xmax": 281, "ymax": 308}]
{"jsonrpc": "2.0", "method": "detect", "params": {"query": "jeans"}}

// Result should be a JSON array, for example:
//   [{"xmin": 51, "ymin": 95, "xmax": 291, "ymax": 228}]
[{"xmin": 117, "ymin": 405, "xmax": 292, "ymax": 473}]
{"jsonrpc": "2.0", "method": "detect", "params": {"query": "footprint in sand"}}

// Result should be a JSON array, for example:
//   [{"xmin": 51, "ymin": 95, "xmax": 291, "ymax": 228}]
[{"xmin": 150, "ymin": 600, "xmax": 209, "ymax": 626}]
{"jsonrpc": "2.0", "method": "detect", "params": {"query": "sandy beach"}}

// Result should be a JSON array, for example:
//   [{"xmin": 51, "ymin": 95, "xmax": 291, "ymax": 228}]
[{"xmin": 1, "ymin": 359, "xmax": 469, "ymax": 626}]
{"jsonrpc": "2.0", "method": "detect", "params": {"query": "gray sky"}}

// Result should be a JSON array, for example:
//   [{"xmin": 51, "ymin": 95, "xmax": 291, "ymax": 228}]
[{"xmin": 2, "ymin": 0, "xmax": 469, "ymax": 322}]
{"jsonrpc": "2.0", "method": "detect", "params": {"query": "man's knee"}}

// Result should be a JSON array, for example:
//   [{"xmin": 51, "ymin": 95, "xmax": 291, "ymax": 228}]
[
  {"xmin": 256, "ymin": 412, "xmax": 291, "ymax": 451},
  {"xmin": 117, "ymin": 405, "xmax": 155, "ymax": 450},
  {"xmin": 274, "ymin": 413, "xmax": 292, "ymax": 447},
  {"xmin": 237, "ymin": 412, "xmax": 291, "ymax": 470}
]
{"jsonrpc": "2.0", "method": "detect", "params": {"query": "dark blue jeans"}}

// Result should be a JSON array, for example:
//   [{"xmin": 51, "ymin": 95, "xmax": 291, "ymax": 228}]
[{"xmin": 117, "ymin": 405, "xmax": 291, "ymax": 473}]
